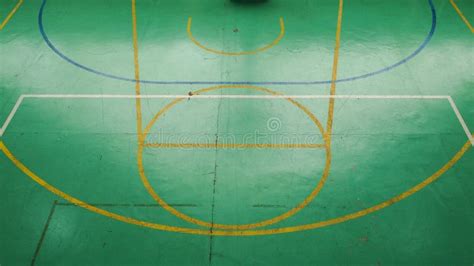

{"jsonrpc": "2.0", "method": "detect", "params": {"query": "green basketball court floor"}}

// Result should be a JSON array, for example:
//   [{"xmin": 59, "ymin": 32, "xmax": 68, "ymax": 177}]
[{"xmin": 1, "ymin": 0, "xmax": 473, "ymax": 265}]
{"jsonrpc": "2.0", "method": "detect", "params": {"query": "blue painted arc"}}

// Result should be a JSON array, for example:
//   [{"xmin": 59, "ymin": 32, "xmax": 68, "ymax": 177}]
[{"xmin": 38, "ymin": 0, "xmax": 436, "ymax": 86}]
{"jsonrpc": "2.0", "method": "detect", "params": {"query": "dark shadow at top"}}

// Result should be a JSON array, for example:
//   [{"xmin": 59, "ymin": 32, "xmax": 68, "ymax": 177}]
[{"xmin": 229, "ymin": 0, "xmax": 269, "ymax": 7}]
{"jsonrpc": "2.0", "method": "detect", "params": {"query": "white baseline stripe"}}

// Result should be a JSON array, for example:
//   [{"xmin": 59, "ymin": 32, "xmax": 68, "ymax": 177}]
[
  {"xmin": 0, "ymin": 94, "xmax": 472, "ymax": 146},
  {"xmin": 448, "ymin": 96, "xmax": 474, "ymax": 146},
  {"xmin": 21, "ymin": 94, "xmax": 450, "ymax": 100}
]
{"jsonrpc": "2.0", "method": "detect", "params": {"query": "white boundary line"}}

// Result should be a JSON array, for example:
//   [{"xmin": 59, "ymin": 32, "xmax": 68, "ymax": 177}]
[
  {"xmin": 447, "ymin": 96, "xmax": 474, "ymax": 145},
  {"xmin": 0, "ymin": 94, "xmax": 472, "ymax": 145},
  {"xmin": 21, "ymin": 94, "xmax": 450, "ymax": 99},
  {"xmin": 0, "ymin": 95, "xmax": 24, "ymax": 137}
]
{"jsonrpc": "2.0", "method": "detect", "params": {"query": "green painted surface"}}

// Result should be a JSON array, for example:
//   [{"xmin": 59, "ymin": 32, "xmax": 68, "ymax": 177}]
[{"xmin": 0, "ymin": 0, "xmax": 473, "ymax": 265}]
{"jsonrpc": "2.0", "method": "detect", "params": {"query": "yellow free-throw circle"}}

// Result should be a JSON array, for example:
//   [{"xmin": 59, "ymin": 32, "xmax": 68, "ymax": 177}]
[
  {"xmin": 187, "ymin": 17, "xmax": 285, "ymax": 56},
  {"xmin": 138, "ymin": 85, "xmax": 331, "ymax": 230}
]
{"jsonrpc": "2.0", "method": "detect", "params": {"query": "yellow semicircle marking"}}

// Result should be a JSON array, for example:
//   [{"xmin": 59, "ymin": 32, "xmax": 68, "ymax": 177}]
[
  {"xmin": 0, "ymin": 135, "xmax": 471, "ymax": 236},
  {"xmin": 187, "ymin": 17, "xmax": 285, "ymax": 56}
]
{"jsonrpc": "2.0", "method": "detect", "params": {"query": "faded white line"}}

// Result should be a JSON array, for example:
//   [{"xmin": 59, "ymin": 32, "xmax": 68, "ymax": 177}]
[
  {"xmin": 0, "ymin": 94, "xmax": 472, "ymax": 145},
  {"xmin": 448, "ymin": 96, "xmax": 474, "ymax": 145},
  {"xmin": 21, "ymin": 94, "xmax": 450, "ymax": 100},
  {"xmin": 0, "ymin": 95, "xmax": 24, "ymax": 137}
]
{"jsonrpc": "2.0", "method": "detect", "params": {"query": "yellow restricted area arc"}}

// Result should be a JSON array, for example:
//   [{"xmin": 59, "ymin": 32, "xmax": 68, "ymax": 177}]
[
  {"xmin": 0, "ymin": 137, "xmax": 472, "ymax": 236},
  {"xmin": 187, "ymin": 17, "xmax": 285, "ymax": 56}
]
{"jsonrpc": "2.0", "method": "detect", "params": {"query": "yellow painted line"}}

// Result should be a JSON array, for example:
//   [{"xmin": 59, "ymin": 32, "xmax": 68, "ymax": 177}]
[
  {"xmin": 325, "ymin": 0, "xmax": 344, "ymax": 141},
  {"xmin": 0, "ymin": 0, "xmax": 24, "ymax": 31},
  {"xmin": 187, "ymin": 17, "xmax": 285, "ymax": 56},
  {"xmin": 143, "ymin": 85, "xmax": 326, "ymax": 142},
  {"xmin": 1, "ymin": 136, "xmax": 471, "ymax": 235},
  {"xmin": 0, "ymin": 0, "xmax": 468, "ymax": 237},
  {"xmin": 138, "ymin": 84, "xmax": 330, "ymax": 230},
  {"xmin": 450, "ymin": 0, "xmax": 474, "ymax": 33},
  {"xmin": 144, "ymin": 143, "xmax": 326, "ymax": 149},
  {"xmin": 137, "ymin": 0, "xmax": 343, "ymax": 230},
  {"xmin": 131, "ymin": 0, "xmax": 144, "ymax": 141}
]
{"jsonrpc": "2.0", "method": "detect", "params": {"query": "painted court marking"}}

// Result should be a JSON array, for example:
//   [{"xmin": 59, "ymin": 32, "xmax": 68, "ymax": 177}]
[
  {"xmin": 142, "ymin": 91, "xmax": 325, "ymax": 150},
  {"xmin": 0, "ymin": 0, "xmax": 23, "ymax": 30},
  {"xmin": 136, "ymin": 85, "xmax": 330, "ymax": 230},
  {"xmin": 0, "ymin": 94, "xmax": 472, "ymax": 146},
  {"xmin": 187, "ymin": 17, "xmax": 285, "ymax": 56},
  {"xmin": 0, "ymin": 134, "xmax": 472, "ymax": 236},
  {"xmin": 0, "ymin": 0, "xmax": 470, "ymax": 239},
  {"xmin": 132, "ymin": 0, "xmax": 338, "ymax": 231},
  {"xmin": 450, "ymin": 0, "xmax": 474, "ymax": 33},
  {"xmin": 143, "ymin": 143, "xmax": 326, "ymax": 149},
  {"xmin": 38, "ymin": 0, "xmax": 437, "ymax": 85}
]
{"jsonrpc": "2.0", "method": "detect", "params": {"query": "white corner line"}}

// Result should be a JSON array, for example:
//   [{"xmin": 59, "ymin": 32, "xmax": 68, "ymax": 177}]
[
  {"xmin": 0, "ymin": 95, "xmax": 24, "ymax": 137},
  {"xmin": 0, "ymin": 94, "xmax": 471, "ymax": 145},
  {"xmin": 448, "ymin": 96, "xmax": 474, "ymax": 146}
]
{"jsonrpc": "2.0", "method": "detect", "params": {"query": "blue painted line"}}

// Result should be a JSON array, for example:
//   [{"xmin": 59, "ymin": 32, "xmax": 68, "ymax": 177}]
[{"xmin": 38, "ymin": 0, "xmax": 436, "ymax": 86}]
